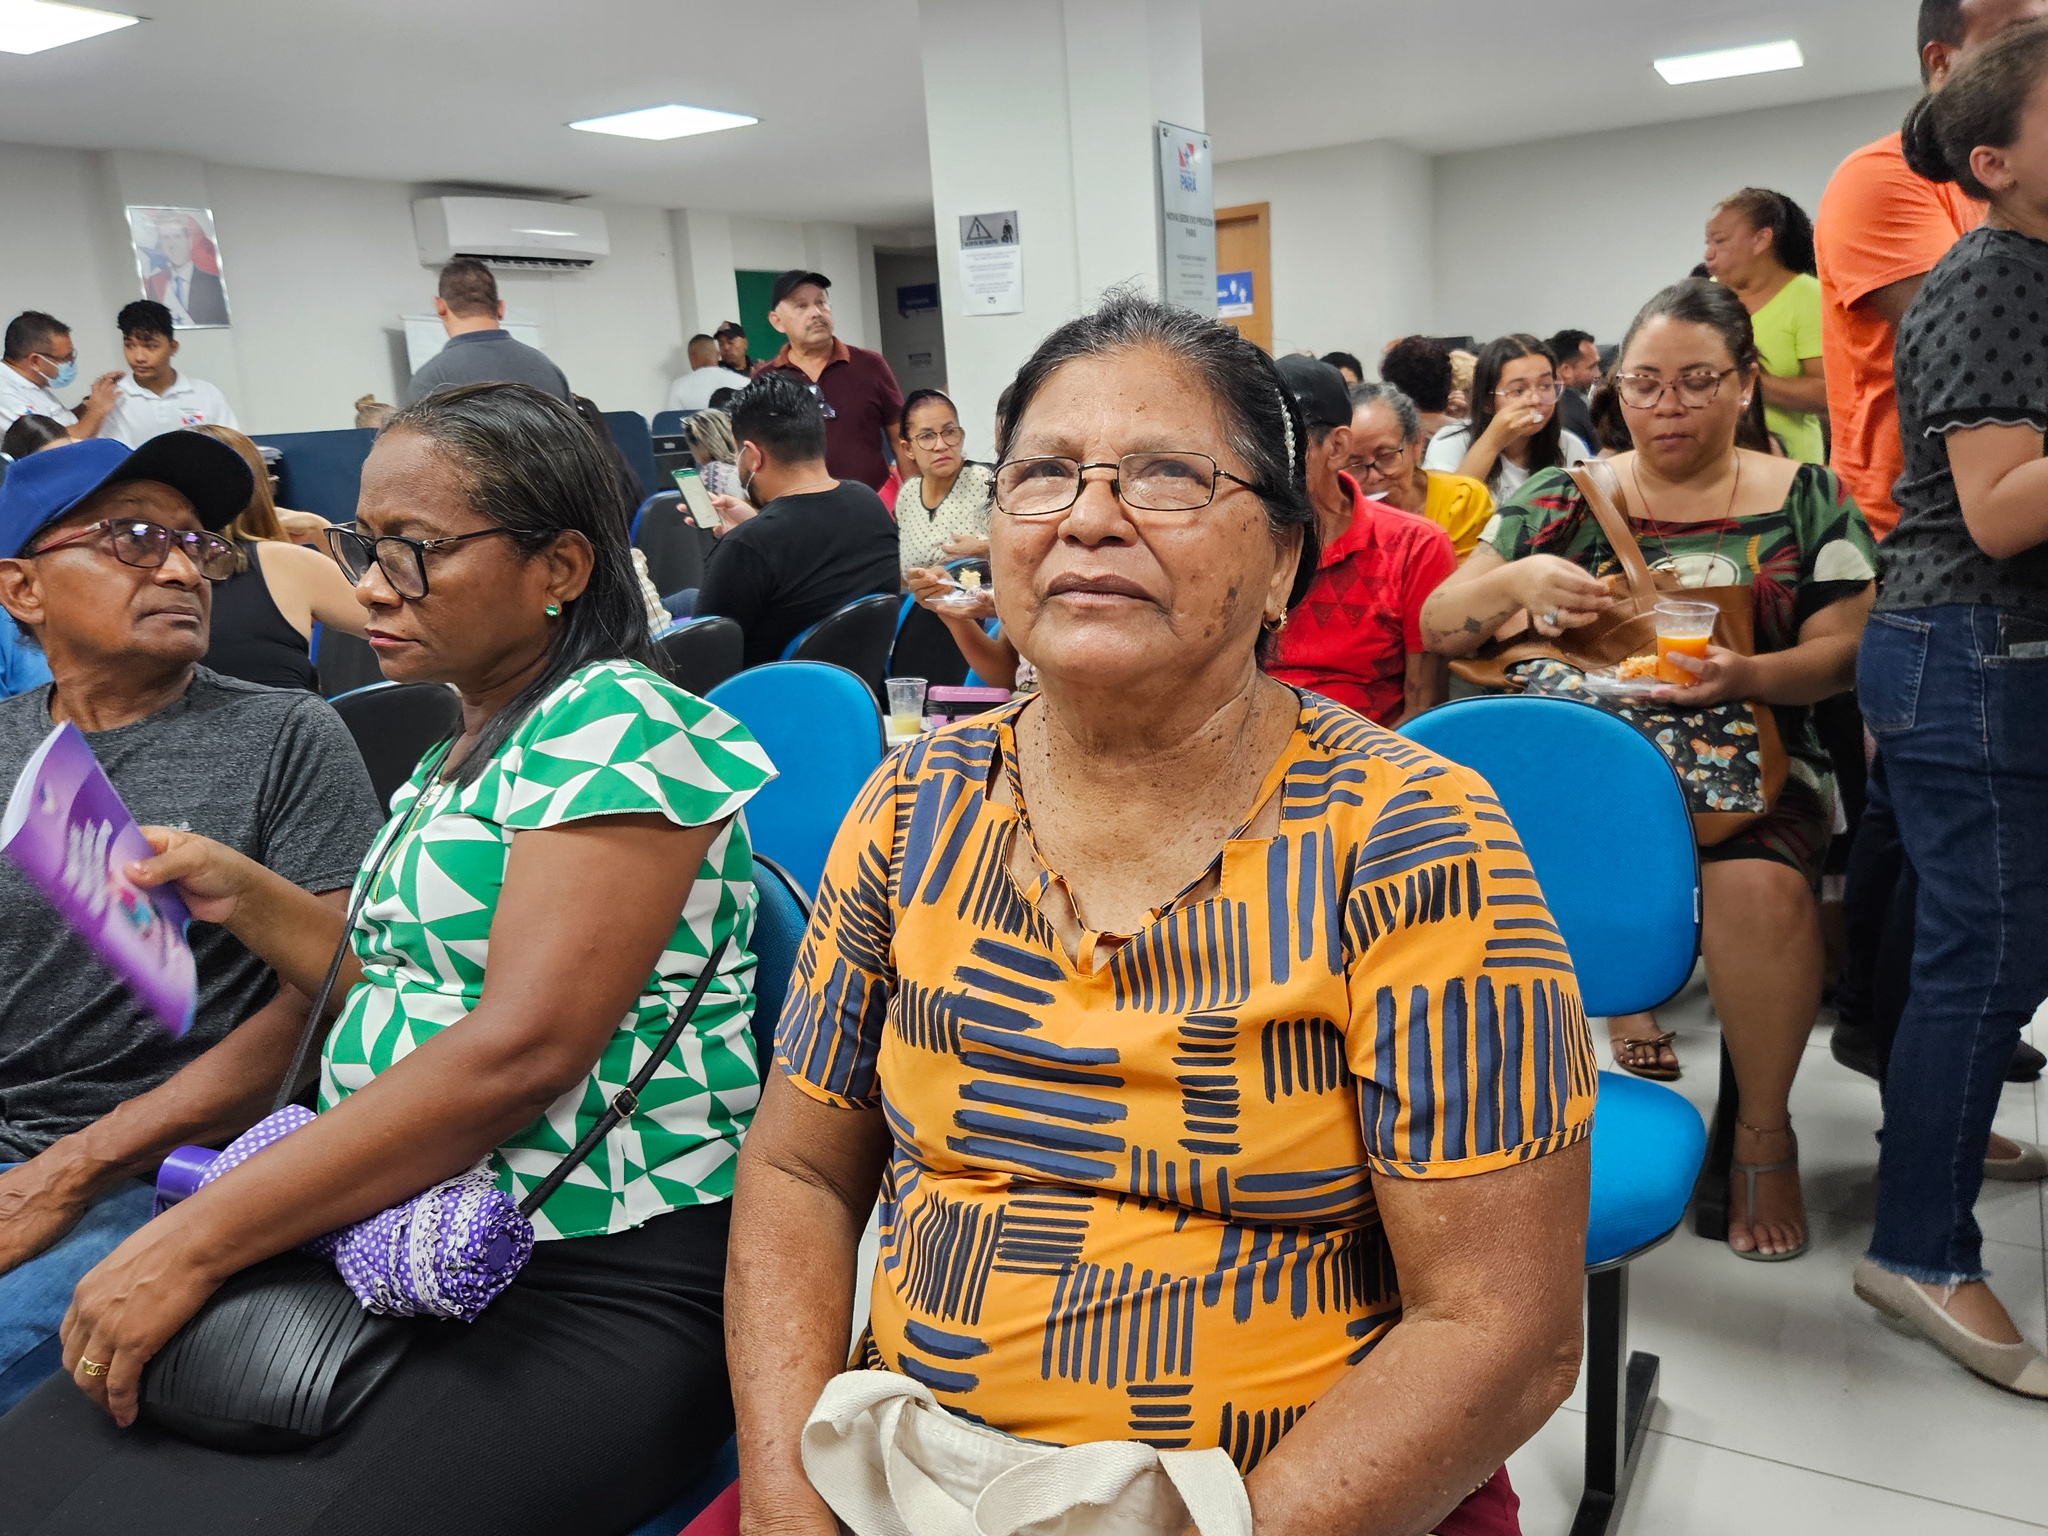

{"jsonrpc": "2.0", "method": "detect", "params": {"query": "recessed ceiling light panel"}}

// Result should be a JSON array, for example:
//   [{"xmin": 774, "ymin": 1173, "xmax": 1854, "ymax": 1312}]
[
  {"xmin": 0, "ymin": 0, "xmax": 138, "ymax": 55},
  {"xmin": 1655, "ymin": 39, "xmax": 1804, "ymax": 85},
  {"xmin": 568, "ymin": 104, "xmax": 758, "ymax": 141}
]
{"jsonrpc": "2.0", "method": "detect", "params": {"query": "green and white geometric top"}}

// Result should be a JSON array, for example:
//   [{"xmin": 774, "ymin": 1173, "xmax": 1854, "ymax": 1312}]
[{"xmin": 317, "ymin": 659, "xmax": 778, "ymax": 1241}]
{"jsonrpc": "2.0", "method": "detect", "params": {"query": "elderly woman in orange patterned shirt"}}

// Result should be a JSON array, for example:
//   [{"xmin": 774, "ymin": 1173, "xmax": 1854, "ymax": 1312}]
[{"xmin": 728, "ymin": 295, "xmax": 1595, "ymax": 1536}]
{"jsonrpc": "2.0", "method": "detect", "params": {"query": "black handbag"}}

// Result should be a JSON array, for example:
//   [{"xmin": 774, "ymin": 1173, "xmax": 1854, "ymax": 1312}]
[{"xmin": 137, "ymin": 768, "xmax": 733, "ymax": 1451}]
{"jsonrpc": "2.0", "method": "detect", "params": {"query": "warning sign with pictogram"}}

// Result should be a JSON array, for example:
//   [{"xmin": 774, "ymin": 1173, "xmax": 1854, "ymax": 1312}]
[{"xmin": 956, "ymin": 210, "xmax": 1023, "ymax": 314}]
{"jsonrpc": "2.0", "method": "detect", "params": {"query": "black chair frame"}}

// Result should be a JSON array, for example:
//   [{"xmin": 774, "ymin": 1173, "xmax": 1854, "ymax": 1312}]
[{"xmin": 1574, "ymin": 1221, "xmax": 1682, "ymax": 1535}]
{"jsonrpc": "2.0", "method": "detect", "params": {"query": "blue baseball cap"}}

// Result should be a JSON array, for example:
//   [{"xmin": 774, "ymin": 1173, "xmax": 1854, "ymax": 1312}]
[{"xmin": 0, "ymin": 432, "xmax": 253, "ymax": 560}]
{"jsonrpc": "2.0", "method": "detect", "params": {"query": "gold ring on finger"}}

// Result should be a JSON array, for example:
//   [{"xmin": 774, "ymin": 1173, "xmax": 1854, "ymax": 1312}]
[{"xmin": 77, "ymin": 1358, "xmax": 110, "ymax": 1378}]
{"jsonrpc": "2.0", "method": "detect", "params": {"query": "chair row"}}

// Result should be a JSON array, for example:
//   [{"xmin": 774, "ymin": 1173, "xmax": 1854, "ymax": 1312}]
[{"xmin": 257, "ymin": 413, "xmax": 661, "ymax": 528}]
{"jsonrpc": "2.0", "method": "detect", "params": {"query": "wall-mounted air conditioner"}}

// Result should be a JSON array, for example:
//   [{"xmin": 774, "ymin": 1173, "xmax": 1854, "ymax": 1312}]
[{"xmin": 412, "ymin": 197, "xmax": 609, "ymax": 272}]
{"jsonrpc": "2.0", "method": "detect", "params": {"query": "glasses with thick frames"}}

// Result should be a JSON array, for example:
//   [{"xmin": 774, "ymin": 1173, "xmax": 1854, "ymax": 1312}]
[
  {"xmin": 993, "ymin": 452, "xmax": 1264, "ymax": 518},
  {"xmin": 27, "ymin": 518, "xmax": 239, "ymax": 581},
  {"xmin": 1609, "ymin": 368, "xmax": 1740, "ymax": 410},
  {"xmin": 1346, "ymin": 446, "xmax": 1408, "ymax": 478},
  {"xmin": 324, "ymin": 525, "xmax": 516, "ymax": 601}
]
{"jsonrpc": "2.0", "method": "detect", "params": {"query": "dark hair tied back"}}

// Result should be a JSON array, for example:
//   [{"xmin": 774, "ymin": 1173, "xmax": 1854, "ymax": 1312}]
[
  {"xmin": 1715, "ymin": 188, "xmax": 1816, "ymax": 277},
  {"xmin": 992, "ymin": 289, "xmax": 1318, "ymax": 613},
  {"xmin": 1902, "ymin": 19, "xmax": 2048, "ymax": 199},
  {"xmin": 379, "ymin": 381, "xmax": 658, "ymax": 787},
  {"xmin": 899, "ymin": 388, "xmax": 958, "ymax": 440}
]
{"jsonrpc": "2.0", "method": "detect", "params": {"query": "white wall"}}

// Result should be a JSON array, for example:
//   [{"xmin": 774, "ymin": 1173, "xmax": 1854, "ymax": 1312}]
[
  {"xmin": 1213, "ymin": 139, "xmax": 1434, "ymax": 362},
  {"xmin": 1432, "ymin": 88, "xmax": 1919, "ymax": 344},
  {"xmin": 0, "ymin": 140, "xmax": 883, "ymax": 436},
  {"xmin": 1208, "ymin": 87, "xmax": 1920, "ymax": 362}
]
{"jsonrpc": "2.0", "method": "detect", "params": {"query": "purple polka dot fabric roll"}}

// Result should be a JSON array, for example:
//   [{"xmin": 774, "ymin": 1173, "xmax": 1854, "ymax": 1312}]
[{"xmin": 193, "ymin": 1106, "xmax": 534, "ymax": 1322}]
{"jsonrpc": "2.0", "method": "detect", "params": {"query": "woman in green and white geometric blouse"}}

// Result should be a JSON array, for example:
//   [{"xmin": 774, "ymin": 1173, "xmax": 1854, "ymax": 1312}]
[{"xmin": 8, "ymin": 383, "xmax": 776, "ymax": 1536}]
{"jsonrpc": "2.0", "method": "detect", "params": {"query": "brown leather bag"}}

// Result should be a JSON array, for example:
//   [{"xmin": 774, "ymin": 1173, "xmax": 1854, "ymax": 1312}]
[{"xmin": 1448, "ymin": 461, "xmax": 1787, "ymax": 846}]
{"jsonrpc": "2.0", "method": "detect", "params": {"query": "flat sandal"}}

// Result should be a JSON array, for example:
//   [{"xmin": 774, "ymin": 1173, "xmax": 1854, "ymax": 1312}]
[
  {"xmin": 1611, "ymin": 1029, "xmax": 1681, "ymax": 1081},
  {"xmin": 1731, "ymin": 1129, "xmax": 1808, "ymax": 1263}
]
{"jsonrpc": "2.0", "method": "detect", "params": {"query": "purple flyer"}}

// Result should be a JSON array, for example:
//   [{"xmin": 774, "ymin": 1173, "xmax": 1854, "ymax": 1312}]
[{"xmin": 1, "ymin": 722, "xmax": 196, "ymax": 1036}]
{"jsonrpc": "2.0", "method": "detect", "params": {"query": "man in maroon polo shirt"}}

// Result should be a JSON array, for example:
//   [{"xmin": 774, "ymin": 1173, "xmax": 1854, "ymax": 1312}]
[
  {"xmin": 1266, "ymin": 354, "xmax": 1454, "ymax": 727},
  {"xmin": 759, "ymin": 270, "xmax": 904, "ymax": 491}
]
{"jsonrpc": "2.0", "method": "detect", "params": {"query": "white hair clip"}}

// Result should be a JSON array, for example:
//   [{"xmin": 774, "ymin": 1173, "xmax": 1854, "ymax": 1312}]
[{"xmin": 1278, "ymin": 389, "xmax": 1296, "ymax": 475}]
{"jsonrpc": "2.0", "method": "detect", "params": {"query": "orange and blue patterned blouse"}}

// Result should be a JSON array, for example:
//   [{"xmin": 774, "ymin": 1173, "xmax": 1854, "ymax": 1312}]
[{"xmin": 777, "ymin": 695, "xmax": 1597, "ymax": 1470}]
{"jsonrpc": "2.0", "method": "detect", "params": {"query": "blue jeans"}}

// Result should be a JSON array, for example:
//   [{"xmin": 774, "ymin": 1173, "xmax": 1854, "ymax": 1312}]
[
  {"xmin": 1858, "ymin": 605, "xmax": 2048, "ymax": 1285},
  {"xmin": 0, "ymin": 1166, "xmax": 155, "ymax": 1414}
]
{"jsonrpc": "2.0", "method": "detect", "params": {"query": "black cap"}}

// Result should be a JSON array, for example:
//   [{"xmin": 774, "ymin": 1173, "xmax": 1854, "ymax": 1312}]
[
  {"xmin": 712, "ymin": 320, "xmax": 745, "ymax": 340},
  {"xmin": 769, "ymin": 270, "xmax": 831, "ymax": 309},
  {"xmin": 1274, "ymin": 354, "xmax": 1352, "ymax": 431}
]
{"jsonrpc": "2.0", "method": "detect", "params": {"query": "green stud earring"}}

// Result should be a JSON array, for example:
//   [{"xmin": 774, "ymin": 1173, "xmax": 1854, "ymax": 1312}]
[{"xmin": 545, "ymin": 602, "xmax": 561, "ymax": 617}]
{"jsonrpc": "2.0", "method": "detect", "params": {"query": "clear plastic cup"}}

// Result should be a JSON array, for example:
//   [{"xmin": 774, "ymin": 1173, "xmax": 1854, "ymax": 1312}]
[
  {"xmin": 886, "ymin": 676, "xmax": 928, "ymax": 736},
  {"xmin": 1653, "ymin": 601, "xmax": 1718, "ymax": 685}
]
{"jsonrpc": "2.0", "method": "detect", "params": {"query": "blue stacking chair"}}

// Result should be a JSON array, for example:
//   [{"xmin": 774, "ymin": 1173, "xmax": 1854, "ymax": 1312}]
[
  {"xmin": 251, "ymin": 428, "xmax": 377, "ymax": 522},
  {"xmin": 707, "ymin": 662, "xmax": 884, "ymax": 896},
  {"xmin": 328, "ymin": 681, "xmax": 462, "ymax": 811},
  {"xmin": 779, "ymin": 593, "xmax": 900, "ymax": 708},
  {"xmin": 603, "ymin": 410, "xmax": 659, "ymax": 498},
  {"xmin": 1405, "ymin": 697, "xmax": 1704, "ymax": 1536},
  {"xmin": 623, "ymin": 853, "xmax": 812, "ymax": 1536},
  {"xmin": 652, "ymin": 408, "xmax": 699, "ymax": 435}
]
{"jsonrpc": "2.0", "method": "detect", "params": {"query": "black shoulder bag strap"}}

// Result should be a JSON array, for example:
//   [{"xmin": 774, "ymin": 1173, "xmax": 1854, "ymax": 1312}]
[{"xmin": 266, "ymin": 737, "xmax": 737, "ymax": 1215}]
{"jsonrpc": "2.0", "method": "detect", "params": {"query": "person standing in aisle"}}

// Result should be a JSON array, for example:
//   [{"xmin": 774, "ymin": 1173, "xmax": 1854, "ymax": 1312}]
[
  {"xmin": 759, "ymin": 271, "xmax": 904, "ymax": 492},
  {"xmin": 96, "ymin": 303, "xmax": 238, "ymax": 449},
  {"xmin": 1704, "ymin": 188, "xmax": 1829, "ymax": 463},
  {"xmin": 1859, "ymin": 27, "xmax": 2048, "ymax": 1397},
  {"xmin": 0, "ymin": 313, "xmax": 119, "ymax": 441},
  {"xmin": 1817, "ymin": 0, "xmax": 2048, "ymax": 1093},
  {"xmin": 406, "ymin": 260, "xmax": 571, "ymax": 404}
]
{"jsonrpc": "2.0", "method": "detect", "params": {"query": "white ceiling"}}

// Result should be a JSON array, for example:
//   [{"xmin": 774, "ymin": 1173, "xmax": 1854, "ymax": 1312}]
[
  {"xmin": 1205, "ymin": 0, "xmax": 1921, "ymax": 160},
  {"xmin": 0, "ymin": 0, "xmax": 1924, "ymax": 223}
]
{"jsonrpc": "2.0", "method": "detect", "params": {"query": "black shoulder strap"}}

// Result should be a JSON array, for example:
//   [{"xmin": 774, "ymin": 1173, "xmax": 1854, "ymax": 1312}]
[{"xmin": 516, "ymin": 934, "xmax": 732, "ymax": 1218}]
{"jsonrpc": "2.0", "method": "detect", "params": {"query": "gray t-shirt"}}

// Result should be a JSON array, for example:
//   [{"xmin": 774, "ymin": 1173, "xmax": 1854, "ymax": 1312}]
[
  {"xmin": 0, "ymin": 669, "xmax": 382, "ymax": 1159},
  {"xmin": 406, "ymin": 329, "xmax": 572, "ymax": 405}
]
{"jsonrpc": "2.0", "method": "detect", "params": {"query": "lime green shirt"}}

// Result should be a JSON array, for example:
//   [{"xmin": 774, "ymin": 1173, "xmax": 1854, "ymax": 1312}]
[{"xmin": 1751, "ymin": 273, "xmax": 1825, "ymax": 464}]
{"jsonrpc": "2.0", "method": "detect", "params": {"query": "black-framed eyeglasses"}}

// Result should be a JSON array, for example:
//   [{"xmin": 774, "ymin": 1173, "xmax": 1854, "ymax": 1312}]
[
  {"xmin": 992, "ymin": 452, "xmax": 1263, "ymax": 518},
  {"xmin": 324, "ymin": 524, "xmax": 516, "ymax": 601},
  {"xmin": 1346, "ymin": 446, "xmax": 1408, "ymax": 478},
  {"xmin": 1610, "ymin": 368, "xmax": 1739, "ymax": 410},
  {"xmin": 27, "ymin": 518, "xmax": 239, "ymax": 582},
  {"xmin": 911, "ymin": 423, "xmax": 964, "ymax": 450}
]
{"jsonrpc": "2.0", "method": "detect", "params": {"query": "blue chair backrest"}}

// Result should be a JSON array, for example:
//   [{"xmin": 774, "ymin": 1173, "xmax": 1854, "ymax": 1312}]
[
  {"xmin": 1403, "ymin": 697, "xmax": 1698, "ymax": 1017},
  {"xmin": 602, "ymin": 410, "xmax": 659, "ymax": 504},
  {"xmin": 251, "ymin": 429, "xmax": 377, "ymax": 523},
  {"xmin": 708, "ymin": 661, "xmax": 884, "ymax": 895},
  {"xmin": 748, "ymin": 854, "xmax": 811, "ymax": 1079},
  {"xmin": 652, "ymin": 409, "xmax": 698, "ymax": 435}
]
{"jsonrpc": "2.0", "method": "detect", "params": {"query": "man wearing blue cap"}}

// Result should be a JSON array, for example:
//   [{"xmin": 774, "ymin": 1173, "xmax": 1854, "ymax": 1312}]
[{"xmin": 0, "ymin": 432, "xmax": 381, "ymax": 1411}]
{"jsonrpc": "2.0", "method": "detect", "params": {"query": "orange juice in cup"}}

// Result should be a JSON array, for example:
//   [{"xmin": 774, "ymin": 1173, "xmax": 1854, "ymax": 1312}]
[{"xmin": 1653, "ymin": 601, "xmax": 1718, "ymax": 685}]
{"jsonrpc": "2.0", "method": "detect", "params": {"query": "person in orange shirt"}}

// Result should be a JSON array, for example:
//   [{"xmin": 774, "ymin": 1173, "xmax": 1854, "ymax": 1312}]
[{"xmin": 1816, "ymin": 0, "xmax": 2048, "ymax": 541}]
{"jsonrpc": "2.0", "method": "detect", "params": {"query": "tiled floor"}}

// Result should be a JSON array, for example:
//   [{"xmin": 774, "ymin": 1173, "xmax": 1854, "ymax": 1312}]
[{"xmin": 1506, "ymin": 981, "xmax": 2048, "ymax": 1534}]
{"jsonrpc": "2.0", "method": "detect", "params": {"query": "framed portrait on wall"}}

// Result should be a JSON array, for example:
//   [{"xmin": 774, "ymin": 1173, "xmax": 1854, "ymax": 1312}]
[{"xmin": 124, "ymin": 206, "xmax": 232, "ymax": 329}]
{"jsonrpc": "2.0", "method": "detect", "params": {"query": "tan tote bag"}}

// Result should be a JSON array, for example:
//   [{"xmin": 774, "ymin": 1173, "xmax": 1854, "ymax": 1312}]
[
  {"xmin": 1447, "ymin": 459, "xmax": 1787, "ymax": 846},
  {"xmin": 801, "ymin": 1370, "xmax": 1253, "ymax": 1536}
]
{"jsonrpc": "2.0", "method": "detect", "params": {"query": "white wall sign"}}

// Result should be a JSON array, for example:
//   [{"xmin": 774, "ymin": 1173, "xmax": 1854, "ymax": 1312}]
[
  {"xmin": 957, "ymin": 210, "xmax": 1023, "ymax": 316},
  {"xmin": 1155, "ymin": 124, "xmax": 1216, "ymax": 315}
]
